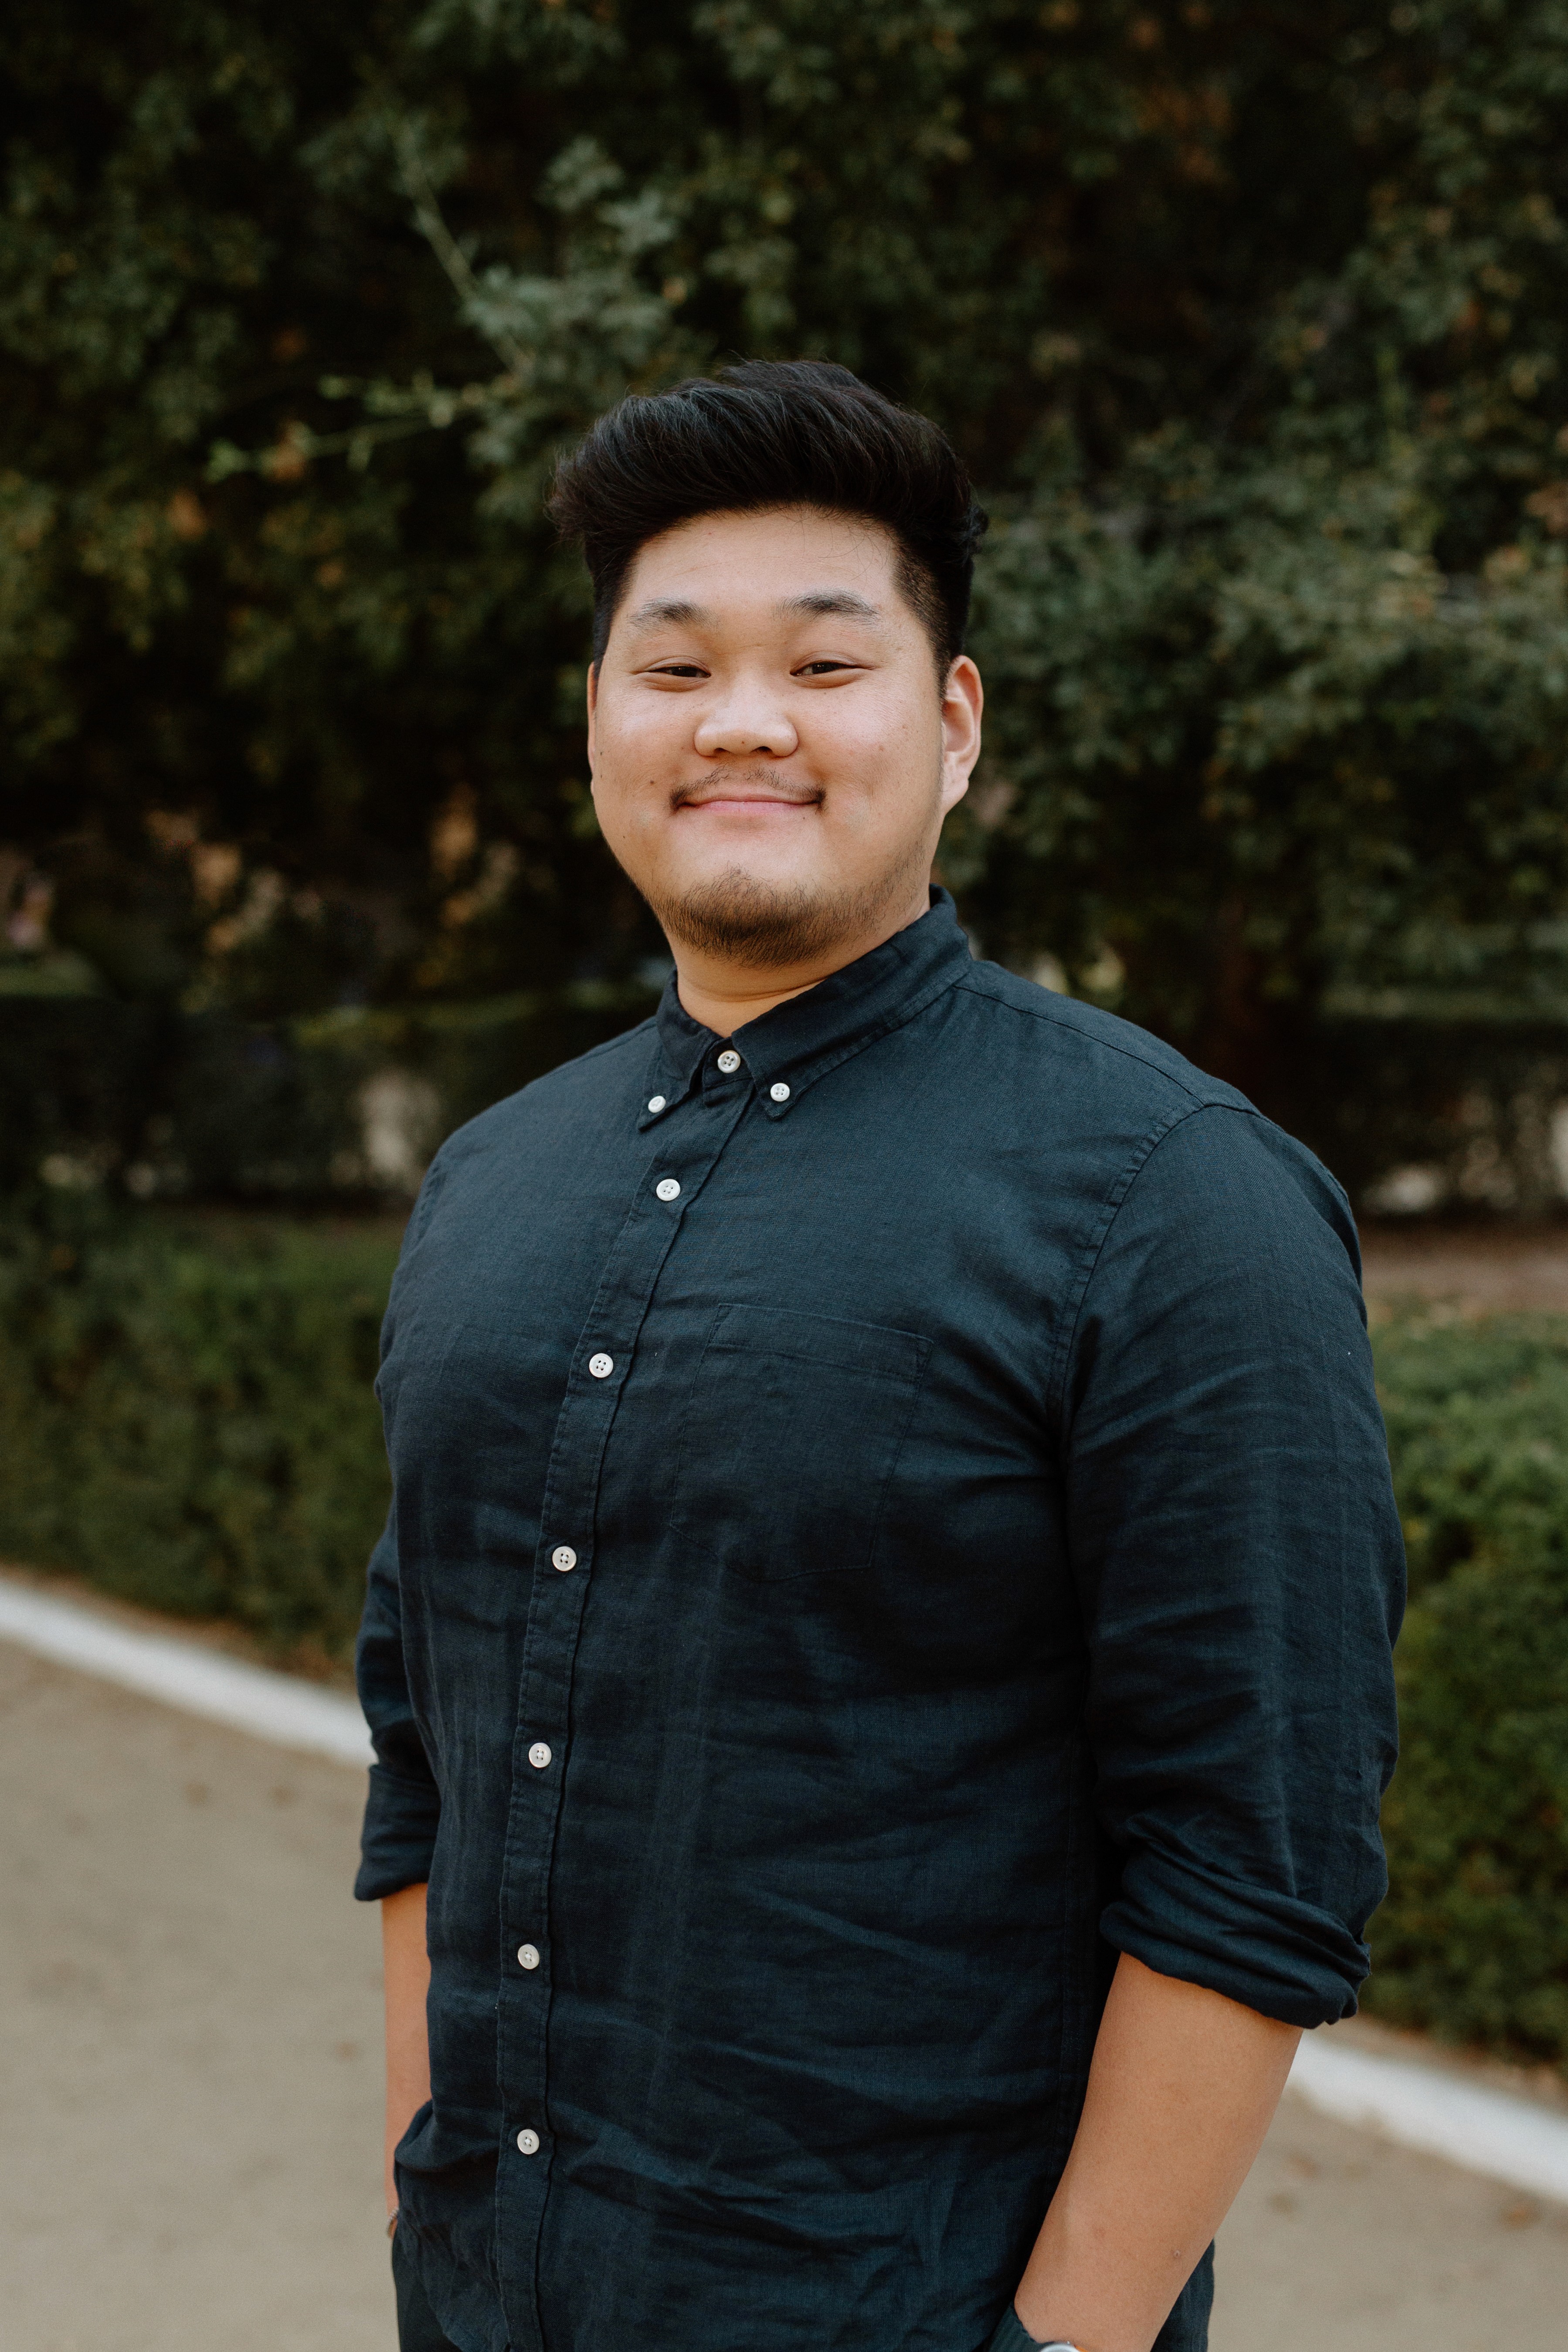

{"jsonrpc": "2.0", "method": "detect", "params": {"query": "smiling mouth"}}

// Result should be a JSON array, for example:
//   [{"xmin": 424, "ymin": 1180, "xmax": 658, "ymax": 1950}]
[{"xmin": 671, "ymin": 791, "xmax": 821, "ymax": 815}]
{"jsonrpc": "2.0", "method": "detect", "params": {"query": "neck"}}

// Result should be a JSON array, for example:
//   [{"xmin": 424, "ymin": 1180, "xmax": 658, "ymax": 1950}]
[{"xmin": 670, "ymin": 878, "xmax": 934, "ymax": 1039}]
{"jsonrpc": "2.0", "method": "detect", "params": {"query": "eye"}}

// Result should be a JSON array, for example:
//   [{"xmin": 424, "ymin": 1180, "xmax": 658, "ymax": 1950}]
[
  {"xmin": 648, "ymin": 662, "xmax": 708, "ymax": 678},
  {"xmin": 794, "ymin": 658, "xmax": 860, "ymax": 678}
]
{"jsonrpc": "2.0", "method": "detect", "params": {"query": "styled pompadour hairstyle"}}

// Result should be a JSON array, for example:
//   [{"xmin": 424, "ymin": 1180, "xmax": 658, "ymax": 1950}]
[{"xmin": 546, "ymin": 359, "xmax": 987, "ymax": 675}]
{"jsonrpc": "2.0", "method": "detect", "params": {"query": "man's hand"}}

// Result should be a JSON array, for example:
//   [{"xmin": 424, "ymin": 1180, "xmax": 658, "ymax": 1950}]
[
  {"xmin": 382, "ymin": 1881, "xmax": 432, "ymax": 2221},
  {"xmin": 1012, "ymin": 1953, "xmax": 1300, "ymax": 2352}
]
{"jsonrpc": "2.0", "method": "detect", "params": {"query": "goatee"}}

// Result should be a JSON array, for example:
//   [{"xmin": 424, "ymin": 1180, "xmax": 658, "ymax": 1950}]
[{"xmin": 645, "ymin": 866, "xmax": 908, "ymax": 970}]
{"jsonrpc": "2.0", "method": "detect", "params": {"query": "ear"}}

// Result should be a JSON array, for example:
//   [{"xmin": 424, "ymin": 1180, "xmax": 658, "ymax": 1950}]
[
  {"xmin": 586, "ymin": 659, "xmax": 599, "ymax": 774},
  {"xmin": 939, "ymin": 655, "xmax": 983, "ymax": 815}
]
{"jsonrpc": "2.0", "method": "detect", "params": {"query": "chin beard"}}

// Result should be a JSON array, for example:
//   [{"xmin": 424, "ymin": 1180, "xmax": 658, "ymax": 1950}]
[{"xmin": 646, "ymin": 865, "xmax": 912, "ymax": 970}]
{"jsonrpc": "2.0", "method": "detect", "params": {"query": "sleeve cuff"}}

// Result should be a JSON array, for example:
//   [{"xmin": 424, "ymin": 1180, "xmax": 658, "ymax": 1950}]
[
  {"xmin": 1100, "ymin": 1847, "xmax": 1375, "ymax": 2028},
  {"xmin": 354, "ymin": 1764, "xmax": 442, "ymax": 1902},
  {"xmin": 985, "ymin": 2306, "xmax": 1052, "ymax": 2351}
]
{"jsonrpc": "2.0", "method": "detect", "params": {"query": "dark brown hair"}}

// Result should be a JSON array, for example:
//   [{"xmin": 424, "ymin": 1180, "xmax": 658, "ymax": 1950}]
[{"xmin": 547, "ymin": 359, "xmax": 987, "ymax": 674}]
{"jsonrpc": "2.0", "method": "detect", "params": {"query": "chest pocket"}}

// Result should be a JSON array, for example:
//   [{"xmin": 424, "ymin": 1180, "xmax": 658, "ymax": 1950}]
[{"xmin": 670, "ymin": 1303, "xmax": 931, "ymax": 1583}]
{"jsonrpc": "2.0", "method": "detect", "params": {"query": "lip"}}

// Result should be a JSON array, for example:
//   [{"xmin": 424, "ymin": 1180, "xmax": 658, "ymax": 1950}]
[{"xmin": 673, "ymin": 789, "xmax": 820, "ymax": 812}]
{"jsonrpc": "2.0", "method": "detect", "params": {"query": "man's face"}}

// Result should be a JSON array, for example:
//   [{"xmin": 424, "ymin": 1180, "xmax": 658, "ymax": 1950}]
[{"xmin": 587, "ymin": 506, "xmax": 982, "ymax": 967}]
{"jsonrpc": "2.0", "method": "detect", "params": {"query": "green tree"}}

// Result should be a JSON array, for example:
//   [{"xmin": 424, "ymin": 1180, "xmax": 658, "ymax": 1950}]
[
  {"xmin": 4, "ymin": 2, "xmax": 1568, "ymax": 1195},
  {"xmin": 967, "ymin": 0, "xmax": 1568, "ymax": 1122}
]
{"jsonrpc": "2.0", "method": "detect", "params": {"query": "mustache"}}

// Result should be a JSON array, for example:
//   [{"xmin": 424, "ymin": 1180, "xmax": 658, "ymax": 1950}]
[{"xmin": 669, "ymin": 770, "xmax": 823, "ymax": 810}]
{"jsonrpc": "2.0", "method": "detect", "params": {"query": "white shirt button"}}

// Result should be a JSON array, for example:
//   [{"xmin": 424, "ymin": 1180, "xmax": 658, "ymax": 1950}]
[
  {"xmin": 516, "ymin": 2128, "xmax": 540, "ymax": 2155},
  {"xmin": 770, "ymin": 1081, "xmax": 791, "ymax": 1103},
  {"xmin": 517, "ymin": 1943, "xmax": 541, "ymax": 1971},
  {"xmin": 716, "ymin": 1049, "xmax": 741, "ymax": 1074},
  {"xmin": 551, "ymin": 1545, "xmax": 577, "ymax": 1573},
  {"xmin": 528, "ymin": 1741, "xmax": 552, "ymax": 1769},
  {"xmin": 647, "ymin": 1095, "xmax": 666, "ymax": 1113},
  {"xmin": 655, "ymin": 1177, "xmax": 681, "ymax": 1202},
  {"xmin": 588, "ymin": 1352, "xmax": 614, "ymax": 1379}
]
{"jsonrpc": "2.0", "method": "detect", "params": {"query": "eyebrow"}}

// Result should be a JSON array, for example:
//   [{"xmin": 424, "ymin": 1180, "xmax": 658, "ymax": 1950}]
[
  {"xmin": 624, "ymin": 597, "xmax": 709, "ymax": 631},
  {"xmin": 622, "ymin": 588, "xmax": 887, "ymax": 633},
  {"xmin": 778, "ymin": 590, "xmax": 883, "ymax": 623}
]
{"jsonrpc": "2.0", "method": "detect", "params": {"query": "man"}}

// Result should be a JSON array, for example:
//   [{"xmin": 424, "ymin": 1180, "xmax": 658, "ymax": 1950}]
[{"xmin": 356, "ymin": 360, "xmax": 1403, "ymax": 2352}]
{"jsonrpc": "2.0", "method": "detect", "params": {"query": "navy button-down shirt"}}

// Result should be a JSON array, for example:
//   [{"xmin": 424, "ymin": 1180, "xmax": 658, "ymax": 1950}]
[{"xmin": 356, "ymin": 892, "xmax": 1403, "ymax": 2352}]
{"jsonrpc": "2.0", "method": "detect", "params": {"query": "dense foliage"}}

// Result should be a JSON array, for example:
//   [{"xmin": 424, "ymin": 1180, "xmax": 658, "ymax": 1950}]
[
  {"xmin": 5, "ymin": 3, "xmax": 1568, "ymax": 1198},
  {"xmin": 1375, "ymin": 1310, "xmax": 1568, "ymax": 1600},
  {"xmin": 0, "ymin": 1205, "xmax": 394, "ymax": 1664},
  {"xmin": 2, "ymin": 1199, "xmax": 1564, "ymax": 2059},
  {"xmin": 1364, "ymin": 1311, "xmax": 1568, "ymax": 2057}
]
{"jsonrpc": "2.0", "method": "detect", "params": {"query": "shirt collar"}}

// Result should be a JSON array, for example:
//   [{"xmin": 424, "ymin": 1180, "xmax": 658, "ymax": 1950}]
[{"xmin": 641, "ymin": 889, "xmax": 973, "ymax": 1126}]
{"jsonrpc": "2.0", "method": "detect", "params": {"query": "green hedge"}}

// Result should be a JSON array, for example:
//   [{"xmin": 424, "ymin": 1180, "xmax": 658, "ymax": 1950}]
[
  {"xmin": 1364, "ymin": 1314, "xmax": 1568, "ymax": 2061},
  {"xmin": 2, "ymin": 1208, "xmax": 1565, "ymax": 2063},
  {"xmin": 0, "ymin": 1204, "xmax": 398, "ymax": 1668}
]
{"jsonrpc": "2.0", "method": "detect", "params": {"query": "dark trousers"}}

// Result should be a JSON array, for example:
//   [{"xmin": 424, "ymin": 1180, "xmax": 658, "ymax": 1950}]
[{"xmin": 392, "ymin": 2229, "xmax": 463, "ymax": 2352}]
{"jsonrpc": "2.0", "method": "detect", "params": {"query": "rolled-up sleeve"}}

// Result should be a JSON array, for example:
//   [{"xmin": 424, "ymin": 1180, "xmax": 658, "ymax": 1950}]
[
  {"xmin": 1062, "ymin": 1103, "xmax": 1405, "ymax": 2027},
  {"xmin": 354, "ymin": 1507, "xmax": 442, "ymax": 1900}
]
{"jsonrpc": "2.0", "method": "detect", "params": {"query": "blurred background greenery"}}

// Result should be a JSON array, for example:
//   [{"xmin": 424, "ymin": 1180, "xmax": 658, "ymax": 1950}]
[{"xmin": 6, "ymin": 0, "xmax": 1568, "ymax": 1206}]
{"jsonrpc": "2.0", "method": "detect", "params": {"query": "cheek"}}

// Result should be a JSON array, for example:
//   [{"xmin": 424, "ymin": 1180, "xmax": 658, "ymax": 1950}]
[
  {"xmin": 810, "ymin": 705, "xmax": 937, "ymax": 811},
  {"xmin": 594, "ymin": 706, "xmax": 687, "ymax": 797}
]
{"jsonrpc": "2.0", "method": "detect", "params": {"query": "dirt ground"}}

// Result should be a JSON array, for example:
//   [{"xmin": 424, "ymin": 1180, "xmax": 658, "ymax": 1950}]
[{"xmin": 2, "ymin": 1639, "xmax": 1565, "ymax": 2352}]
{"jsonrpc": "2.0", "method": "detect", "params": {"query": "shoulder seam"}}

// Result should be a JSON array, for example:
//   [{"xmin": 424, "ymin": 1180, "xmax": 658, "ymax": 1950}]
[
  {"xmin": 489, "ymin": 1012, "xmax": 657, "ymax": 1098},
  {"xmin": 1046, "ymin": 1098, "xmax": 1276, "ymax": 1432},
  {"xmin": 954, "ymin": 969, "xmax": 1243, "ymax": 1109},
  {"xmin": 563, "ymin": 1013, "xmax": 658, "ymax": 1069},
  {"xmin": 424, "ymin": 1014, "xmax": 656, "ymax": 1164}
]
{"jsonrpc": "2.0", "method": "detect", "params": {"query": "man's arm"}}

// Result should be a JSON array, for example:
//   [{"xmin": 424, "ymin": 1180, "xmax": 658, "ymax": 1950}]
[
  {"xmin": 1031, "ymin": 1109, "xmax": 1402, "ymax": 2345},
  {"xmin": 1012, "ymin": 1953, "xmax": 1300, "ymax": 2352},
  {"xmin": 382, "ymin": 1881, "xmax": 432, "ymax": 2221}
]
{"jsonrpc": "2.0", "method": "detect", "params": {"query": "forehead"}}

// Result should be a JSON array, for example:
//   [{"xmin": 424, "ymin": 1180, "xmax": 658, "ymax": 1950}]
[{"xmin": 614, "ymin": 506, "xmax": 907, "ymax": 631}]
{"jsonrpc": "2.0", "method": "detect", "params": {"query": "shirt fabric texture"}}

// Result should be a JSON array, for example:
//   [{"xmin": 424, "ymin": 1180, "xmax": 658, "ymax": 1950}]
[
  {"xmin": 986, "ymin": 2308, "xmax": 1096, "ymax": 2352},
  {"xmin": 356, "ymin": 891, "xmax": 1404, "ymax": 2352},
  {"xmin": 396, "ymin": 2227, "xmax": 466, "ymax": 2352}
]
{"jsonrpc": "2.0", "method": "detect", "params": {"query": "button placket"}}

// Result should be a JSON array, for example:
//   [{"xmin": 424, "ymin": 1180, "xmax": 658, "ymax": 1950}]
[
  {"xmin": 637, "ymin": 1057, "xmax": 692, "ymax": 1130},
  {"xmin": 493, "ymin": 1086, "xmax": 753, "ymax": 2352}
]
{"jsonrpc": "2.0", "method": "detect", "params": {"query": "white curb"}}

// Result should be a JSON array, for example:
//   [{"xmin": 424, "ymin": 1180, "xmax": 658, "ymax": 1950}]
[
  {"xmin": 0, "ymin": 1577, "xmax": 373, "ymax": 1768},
  {"xmin": 1290, "ymin": 2027, "xmax": 1568, "ymax": 2205}
]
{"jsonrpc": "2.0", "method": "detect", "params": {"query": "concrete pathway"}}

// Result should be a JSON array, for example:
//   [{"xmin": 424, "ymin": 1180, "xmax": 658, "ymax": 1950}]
[
  {"xmin": 3, "ymin": 1637, "xmax": 1565, "ymax": 2352},
  {"xmin": 0, "ymin": 1638, "xmax": 389, "ymax": 2352}
]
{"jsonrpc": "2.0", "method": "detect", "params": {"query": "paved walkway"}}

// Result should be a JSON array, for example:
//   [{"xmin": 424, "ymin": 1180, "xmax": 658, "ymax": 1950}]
[{"xmin": 3, "ymin": 1639, "xmax": 1565, "ymax": 2352}]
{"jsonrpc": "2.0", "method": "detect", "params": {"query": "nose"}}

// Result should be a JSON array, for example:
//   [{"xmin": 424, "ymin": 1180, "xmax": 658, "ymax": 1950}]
[{"xmin": 692, "ymin": 679, "xmax": 799, "ymax": 760}]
